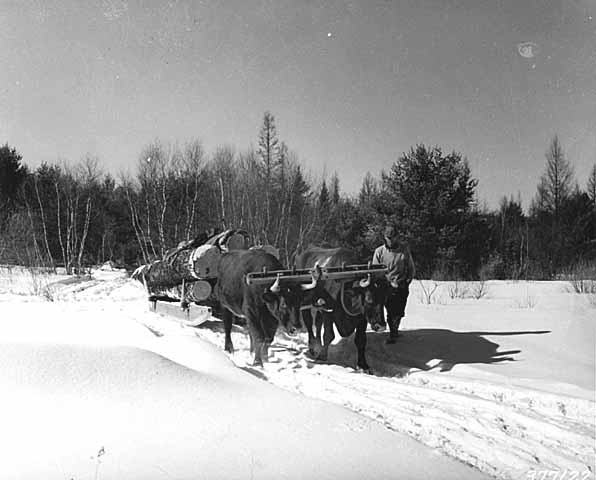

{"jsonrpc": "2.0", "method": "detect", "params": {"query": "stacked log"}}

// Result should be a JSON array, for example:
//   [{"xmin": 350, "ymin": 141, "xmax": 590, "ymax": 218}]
[
  {"xmin": 144, "ymin": 278, "xmax": 217, "ymax": 305},
  {"xmin": 132, "ymin": 229, "xmax": 252, "ymax": 304}
]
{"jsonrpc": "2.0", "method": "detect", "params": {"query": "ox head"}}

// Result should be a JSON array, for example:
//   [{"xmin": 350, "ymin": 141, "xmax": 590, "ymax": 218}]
[
  {"xmin": 301, "ymin": 265, "xmax": 335, "ymax": 313},
  {"xmin": 347, "ymin": 274, "xmax": 388, "ymax": 332},
  {"xmin": 262, "ymin": 272, "xmax": 318, "ymax": 335}
]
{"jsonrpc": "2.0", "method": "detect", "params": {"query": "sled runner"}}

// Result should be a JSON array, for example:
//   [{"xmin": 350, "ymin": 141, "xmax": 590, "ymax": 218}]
[{"xmin": 148, "ymin": 296, "xmax": 212, "ymax": 327}]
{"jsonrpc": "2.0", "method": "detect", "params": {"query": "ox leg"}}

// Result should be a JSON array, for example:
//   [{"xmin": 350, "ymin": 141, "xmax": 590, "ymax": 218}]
[
  {"xmin": 302, "ymin": 309, "xmax": 320, "ymax": 357},
  {"xmin": 247, "ymin": 306, "xmax": 276, "ymax": 367},
  {"xmin": 354, "ymin": 315, "xmax": 371, "ymax": 373},
  {"xmin": 247, "ymin": 319, "xmax": 265, "ymax": 367},
  {"xmin": 317, "ymin": 313, "xmax": 335, "ymax": 362},
  {"xmin": 315, "ymin": 312, "xmax": 324, "ymax": 351},
  {"xmin": 260, "ymin": 309, "xmax": 278, "ymax": 363},
  {"xmin": 222, "ymin": 309, "xmax": 234, "ymax": 353},
  {"xmin": 248, "ymin": 329, "xmax": 255, "ymax": 353}
]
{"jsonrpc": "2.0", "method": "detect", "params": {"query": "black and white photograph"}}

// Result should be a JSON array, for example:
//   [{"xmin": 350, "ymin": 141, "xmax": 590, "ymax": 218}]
[{"xmin": 0, "ymin": 1, "xmax": 594, "ymax": 478}]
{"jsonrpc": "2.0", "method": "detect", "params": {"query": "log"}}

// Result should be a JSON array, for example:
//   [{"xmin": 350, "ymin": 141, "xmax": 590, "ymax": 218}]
[
  {"xmin": 133, "ymin": 229, "xmax": 251, "ymax": 293},
  {"xmin": 147, "ymin": 279, "xmax": 216, "ymax": 304},
  {"xmin": 138, "ymin": 246, "xmax": 219, "ymax": 290},
  {"xmin": 131, "ymin": 229, "xmax": 277, "ymax": 316}
]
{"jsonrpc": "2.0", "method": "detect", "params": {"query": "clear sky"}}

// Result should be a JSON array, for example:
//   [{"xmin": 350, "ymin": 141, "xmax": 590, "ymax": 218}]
[{"xmin": 1, "ymin": 0, "xmax": 595, "ymax": 209}]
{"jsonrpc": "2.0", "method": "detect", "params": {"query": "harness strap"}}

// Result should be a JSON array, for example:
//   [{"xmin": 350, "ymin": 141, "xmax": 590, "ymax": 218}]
[{"xmin": 340, "ymin": 281, "xmax": 361, "ymax": 317}]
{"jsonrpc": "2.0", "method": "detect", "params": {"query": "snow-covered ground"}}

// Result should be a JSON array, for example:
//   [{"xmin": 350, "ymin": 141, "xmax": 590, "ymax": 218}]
[{"xmin": 0, "ymin": 266, "xmax": 594, "ymax": 479}]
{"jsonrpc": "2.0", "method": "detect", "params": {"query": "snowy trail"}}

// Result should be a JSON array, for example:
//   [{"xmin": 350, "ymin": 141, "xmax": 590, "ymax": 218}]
[
  {"xmin": 189, "ymin": 322, "xmax": 595, "ymax": 480},
  {"xmin": 14, "ymin": 273, "xmax": 593, "ymax": 480}
]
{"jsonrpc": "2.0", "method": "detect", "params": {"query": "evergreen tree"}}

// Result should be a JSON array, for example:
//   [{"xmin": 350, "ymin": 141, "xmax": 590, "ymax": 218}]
[
  {"xmin": 588, "ymin": 162, "xmax": 596, "ymax": 210},
  {"xmin": 0, "ymin": 143, "xmax": 29, "ymax": 230},
  {"xmin": 535, "ymin": 135, "xmax": 573, "ymax": 219},
  {"xmin": 530, "ymin": 135, "xmax": 576, "ymax": 276},
  {"xmin": 490, "ymin": 195, "xmax": 527, "ymax": 279},
  {"xmin": 316, "ymin": 180, "xmax": 332, "ymax": 244},
  {"xmin": 380, "ymin": 144, "xmax": 478, "ymax": 277},
  {"xmin": 318, "ymin": 180, "xmax": 330, "ymax": 210},
  {"xmin": 257, "ymin": 111, "xmax": 280, "ymax": 239},
  {"xmin": 586, "ymin": 162, "xmax": 596, "ymax": 261},
  {"xmin": 560, "ymin": 187, "xmax": 595, "ymax": 263},
  {"xmin": 330, "ymin": 172, "xmax": 340, "ymax": 205}
]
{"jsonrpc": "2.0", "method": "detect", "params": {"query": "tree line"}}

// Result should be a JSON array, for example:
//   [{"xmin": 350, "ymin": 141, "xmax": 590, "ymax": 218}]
[{"xmin": 1, "ymin": 112, "xmax": 595, "ymax": 279}]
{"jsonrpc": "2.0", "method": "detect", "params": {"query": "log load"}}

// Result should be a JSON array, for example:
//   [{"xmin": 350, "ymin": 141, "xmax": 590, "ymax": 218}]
[
  {"xmin": 132, "ymin": 229, "xmax": 251, "ymax": 303},
  {"xmin": 145, "ymin": 278, "xmax": 217, "ymax": 305}
]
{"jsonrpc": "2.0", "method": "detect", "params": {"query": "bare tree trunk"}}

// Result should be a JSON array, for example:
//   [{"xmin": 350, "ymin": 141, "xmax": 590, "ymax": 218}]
[
  {"xmin": 219, "ymin": 176, "xmax": 226, "ymax": 230},
  {"xmin": 124, "ymin": 185, "xmax": 150, "ymax": 264},
  {"xmin": 143, "ymin": 184, "xmax": 157, "ymax": 259},
  {"xmin": 186, "ymin": 176, "xmax": 200, "ymax": 240},
  {"xmin": 54, "ymin": 182, "xmax": 67, "ymax": 271},
  {"xmin": 66, "ymin": 196, "xmax": 74, "ymax": 274},
  {"xmin": 101, "ymin": 232, "xmax": 106, "ymax": 264},
  {"xmin": 77, "ymin": 196, "xmax": 92, "ymax": 273},
  {"xmin": 158, "ymin": 177, "xmax": 168, "ymax": 256},
  {"xmin": 33, "ymin": 177, "xmax": 53, "ymax": 266},
  {"xmin": 23, "ymin": 195, "xmax": 43, "ymax": 266},
  {"xmin": 283, "ymin": 188, "xmax": 295, "ymax": 266}
]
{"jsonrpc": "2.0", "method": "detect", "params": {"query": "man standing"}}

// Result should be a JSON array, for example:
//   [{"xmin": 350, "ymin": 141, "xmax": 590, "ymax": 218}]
[{"xmin": 372, "ymin": 225, "xmax": 416, "ymax": 344}]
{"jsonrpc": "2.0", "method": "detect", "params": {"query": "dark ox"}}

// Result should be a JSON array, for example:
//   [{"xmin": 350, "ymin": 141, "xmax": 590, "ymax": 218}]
[
  {"xmin": 295, "ymin": 247, "xmax": 387, "ymax": 373},
  {"xmin": 215, "ymin": 249, "xmax": 312, "ymax": 366}
]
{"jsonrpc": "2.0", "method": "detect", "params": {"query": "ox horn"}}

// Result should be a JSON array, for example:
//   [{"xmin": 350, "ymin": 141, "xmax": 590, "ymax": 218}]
[
  {"xmin": 359, "ymin": 274, "xmax": 371, "ymax": 288},
  {"xmin": 301, "ymin": 266, "xmax": 321, "ymax": 291},
  {"xmin": 269, "ymin": 274, "xmax": 281, "ymax": 293}
]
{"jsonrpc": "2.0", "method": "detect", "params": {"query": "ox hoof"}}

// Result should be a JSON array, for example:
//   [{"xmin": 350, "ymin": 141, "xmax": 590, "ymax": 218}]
[
  {"xmin": 385, "ymin": 335, "xmax": 399, "ymax": 345},
  {"xmin": 307, "ymin": 347, "xmax": 322, "ymax": 359},
  {"xmin": 357, "ymin": 367, "xmax": 373, "ymax": 375},
  {"xmin": 315, "ymin": 349, "xmax": 328, "ymax": 361}
]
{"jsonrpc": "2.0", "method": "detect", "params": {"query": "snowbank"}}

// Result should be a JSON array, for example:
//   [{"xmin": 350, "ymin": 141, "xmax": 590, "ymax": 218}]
[
  {"xmin": 0, "ymin": 274, "xmax": 487, "ymax": 480},
  {"xmin": 0, "ymin": 272, "xmax": 593, "ymax": 479}
]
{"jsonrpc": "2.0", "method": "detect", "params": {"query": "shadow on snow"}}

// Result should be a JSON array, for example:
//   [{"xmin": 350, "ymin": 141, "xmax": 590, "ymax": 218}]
[
  {"xmin": 325, "ymin": 328, "xmax": 551, "ymax": 377},
  {"xmin": 195, "ymin": 318, "xmax": 551, "ymax": 378}
]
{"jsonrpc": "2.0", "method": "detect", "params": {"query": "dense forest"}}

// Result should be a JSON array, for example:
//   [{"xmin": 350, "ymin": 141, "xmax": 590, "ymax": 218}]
[{"xmin": 1, "ymin": 112, "xmax": 595, "ymax": 280}]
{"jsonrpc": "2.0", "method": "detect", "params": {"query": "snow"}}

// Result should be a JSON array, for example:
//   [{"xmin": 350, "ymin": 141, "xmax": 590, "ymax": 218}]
[{"xmin": 0, "ymin": 268, "xmax": 594, "ymax": 479}]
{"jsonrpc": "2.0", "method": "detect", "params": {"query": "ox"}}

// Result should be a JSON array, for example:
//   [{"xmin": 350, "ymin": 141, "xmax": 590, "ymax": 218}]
[
  {"xmin": 295, "ymin": 247, "xmax": 387, "ymax": 373},
  {"xmin": 215, "ymin": 249, "xmax": 315, "ymax": 366}
]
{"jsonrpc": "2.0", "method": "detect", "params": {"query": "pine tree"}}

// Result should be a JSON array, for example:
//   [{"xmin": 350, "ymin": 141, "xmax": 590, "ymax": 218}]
[
  {"xmin": 535, "ymin": 135, "xmax": 574, "ymax": 219},
  {"xmin": 257, "ymin": 111, "xmax": 280, "ymax": 239},
  {"xmin": 318, "ymin": 181, "xmax": 330, "ymax": 210},
  {"xmin": 587, "ymin": 162, "xmax": 596, "ymax": 210},
  {"xmin": 530, "ymin": 135, "xmax": 576, "ymax": 276},
  {"xmin": 380, "ymin": 144, "xmax": 478, "ymax": 277},
  {"xmin": 0, "ymin": 143, "xmax": 29, "ymax": 230},
  {"xmin": 330, "ymin": 172, "xmax": 340, "ymax": 205}
]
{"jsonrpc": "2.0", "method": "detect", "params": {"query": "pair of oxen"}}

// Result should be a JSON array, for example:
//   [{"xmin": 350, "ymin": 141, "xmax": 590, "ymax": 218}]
[{"xmin": 216, "ymin": 246, "xmax": 389, "ymax": 373}]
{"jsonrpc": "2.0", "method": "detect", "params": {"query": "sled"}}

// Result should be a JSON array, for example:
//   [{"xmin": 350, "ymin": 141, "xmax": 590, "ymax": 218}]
[
  {"xmin": 144, "ymin": 275, "xmax": 216, "ymax": 327},
  {"xmin": 148, "ymin": 296, "xmax": 212, "ymax": 327}
]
